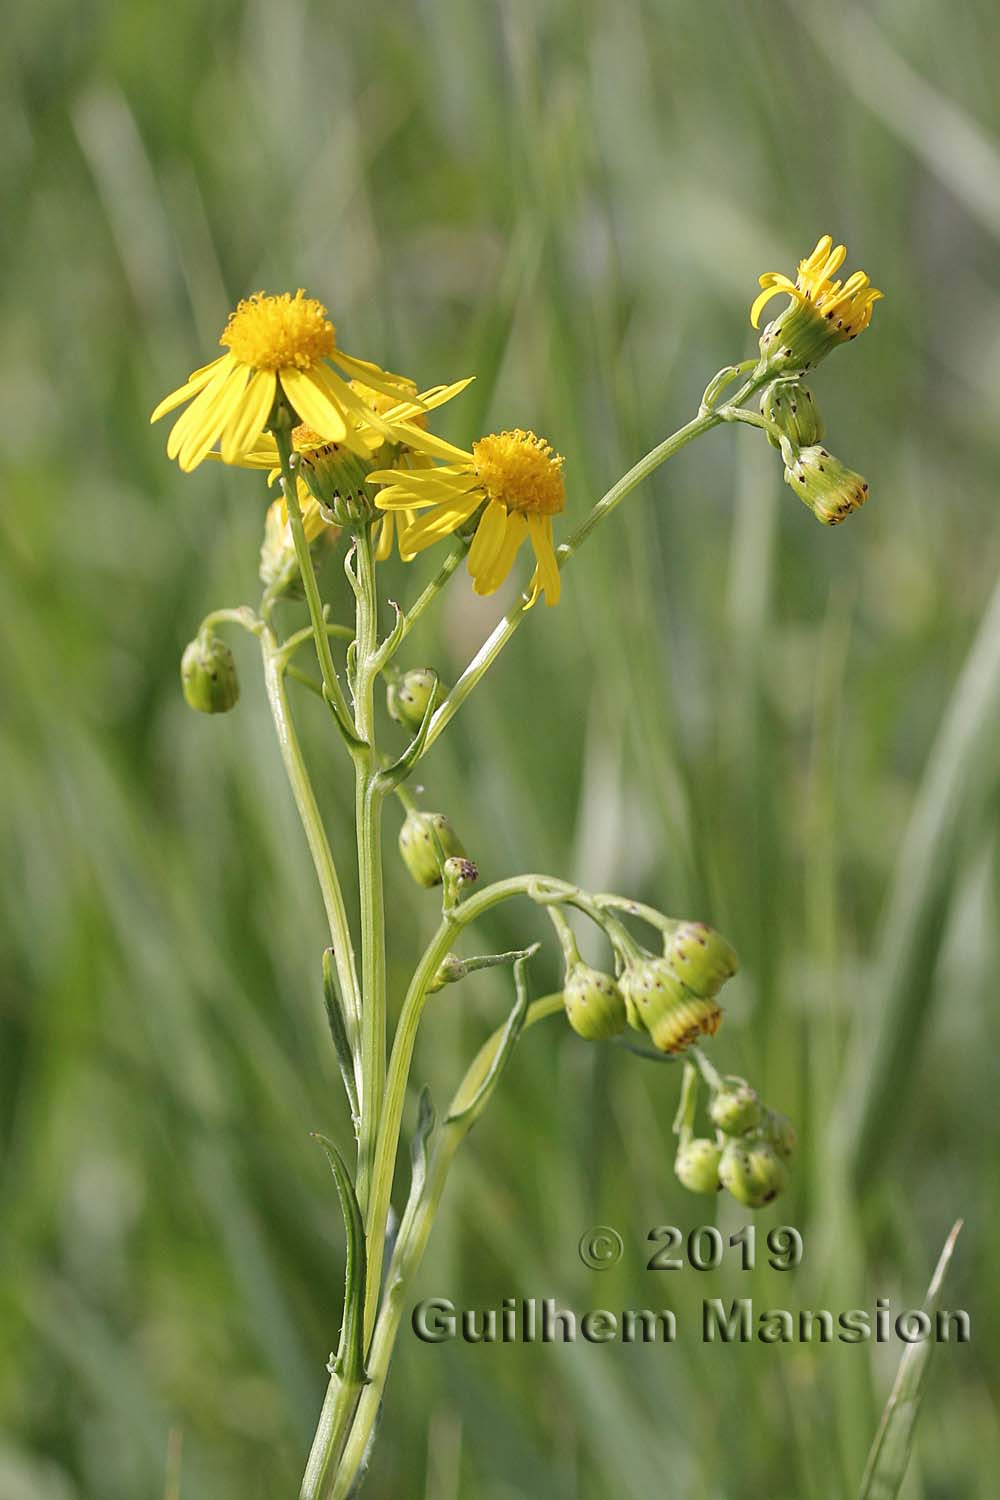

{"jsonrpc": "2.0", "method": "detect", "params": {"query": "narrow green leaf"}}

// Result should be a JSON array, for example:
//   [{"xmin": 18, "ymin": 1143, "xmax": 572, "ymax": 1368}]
[
  {"xmin": 445, "ymin": 951, "xmax": 531, "ymax": 1127},
  {"xmin": 311, "ymin": 1134, "xmax": 368, "ymax": 1386},
  {"xmin": 322, "ymin": 949, "xmax": 360, "ymax": 1131}
]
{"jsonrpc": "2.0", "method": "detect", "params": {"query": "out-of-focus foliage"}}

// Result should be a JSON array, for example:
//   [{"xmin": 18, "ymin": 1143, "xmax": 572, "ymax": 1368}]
[{"xmin": 2, "ymin": 2, "xmax": 998, "ymax": 1496}]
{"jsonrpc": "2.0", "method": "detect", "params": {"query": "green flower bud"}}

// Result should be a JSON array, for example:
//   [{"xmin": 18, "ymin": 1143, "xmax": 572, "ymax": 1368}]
[
  {"xmin": 674, "ymin": 1138, "xmax": 723, "ymax": 1195},
  {"xmin": 719, "ymin": 1139, "xmax": 788, "ymax": 1209},
  {"xmin": 665, "ymin": 922, "xmax": 738, "ymax": 999},
  {"xmin": 781, "ymin": 440, "xmax": 870, "ymax": 526},
  {"xmin": 398, "ymin": 810, "xmax": 466, "ymax": 889},
  {"xmin": 181, "ymin": 633, "xmax": 239, "ymax": 714},
  {"xmin": 259, "ymin": 495, "xmax": 337, "ymax": 598},
  {"xmin": 296, "ymin": 435, "xmax": 374, "ymax": 526},
  {"xmin": 619, "ymin": 957, "xmax": 723, "ymax": 1055},
  {"xmin": 746, "ymin": 1141, "xmax": 789, "ymax": 1204},
  {"xmin": 563, "ymin": 964, "xmax": 627, "ymax": 1041},
  {"xmin": 759, "ymin": 378, "xmax": 823, "ymax": 449},
  {"xmin": 759, "ymin": 1108, "xmax": 797, "ymax": 1162},
  {"xmin": 709, "ymin": 1077, "xmax": 762, "ymax": 1137},
  {"xmin": 387, "ymin": 669, "xmax": 446, "ymax": 732}
]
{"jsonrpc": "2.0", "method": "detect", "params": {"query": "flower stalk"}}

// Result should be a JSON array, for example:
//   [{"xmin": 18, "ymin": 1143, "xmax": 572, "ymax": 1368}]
[{"xmin": 156, "ymin": 235, "xmax": 877, "ymax": 1497}]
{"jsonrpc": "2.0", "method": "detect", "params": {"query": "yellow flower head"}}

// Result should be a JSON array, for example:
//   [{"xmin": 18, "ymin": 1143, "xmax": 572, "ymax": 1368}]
[
  {"xmin": 370, "ymin": 426, "xmax": 565, "ymax": 606},
  {"xmin": 150, "ymin": 289, "xmax": 417, "ymax": 472},
  {"xmin": 751, "ymin": 236, "xmax": 882, "ymax": 371}
]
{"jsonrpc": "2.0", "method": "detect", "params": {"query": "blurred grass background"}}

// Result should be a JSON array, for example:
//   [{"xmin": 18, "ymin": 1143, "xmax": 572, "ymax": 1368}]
[{"xmin": 2, "ymin": 0, "xmax": 999, "ymax": 1495}]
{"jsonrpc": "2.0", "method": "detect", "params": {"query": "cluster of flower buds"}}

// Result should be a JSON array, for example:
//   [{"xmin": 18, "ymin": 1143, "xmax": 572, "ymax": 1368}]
[
  {"xmin": 758, "ymin": 377, "xmax": 870, "ymax": 528},
  {"xmin": 674, "ymin": 1068, "xmax": 796, "ymax": 1209},
  {"xmin": 555, "ymin": 913, "xmax": 738, "ymax": 1057},
  {"xmin": 746, "ymin": 236, "xmax": 879, "ymax": 528},
  {"xmin": 180, "ymin": 630, "xmax": 240, "ymax": 714},
  {"xmin": 619, "ymin": 922, "xmax": 737, "ymax": 1054}
]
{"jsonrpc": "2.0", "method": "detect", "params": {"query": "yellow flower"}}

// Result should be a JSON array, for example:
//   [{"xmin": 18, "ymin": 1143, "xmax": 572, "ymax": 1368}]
[
  {"xmin": 232, "ymin": 378, "xmax": 471, "ymax": 556},
  {"xmin": 150, "ymin": 290, "xmax": 416, "ymax": 472},
  {"xmin": 750, "ymin": 236, "xmax": 882, "ymax": 370},
  {"xmin": 370, "ymin": 427, "xmax": 565, "ymax": 606}
]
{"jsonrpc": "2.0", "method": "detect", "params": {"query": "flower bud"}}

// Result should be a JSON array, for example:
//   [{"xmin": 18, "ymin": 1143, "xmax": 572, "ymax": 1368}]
[
  {"xmin": 387, "ymin": 669, "xmax": 446, "ymax": 732},
  {"xmin": 398, "ymin": 810, "xmax": 466, "ymax": 889},
  {"xmin": 759, "ymin": 1108, "xmax": 797, "ymax": 1162},
  {"xmin": 665, "ymin": 922, "xmax": 738, "ymax": 999},
  {"xmin": 563, "ymin": 964, "xmax": 627, "ymax": 1041},
  {"xmin": 709, "ymin": 1077, "xmax": 762, "ymax": 1137},
  {"xmin": 296, "ymin": 431, "xmax": 374, "ymax": 526},
  {"xmin": 619, "ymin": 957, "xmax": 723, "ymax": 1055},
  {"xmin": 759, "ymin": 378, "xmax": 823, "ymax": 449},
  {"xmin": 781, "ymin": 441, "xmax": 870, "ymax": 526},
  {"xmin": 674, "ymin": 1138, "xmax": 723, "ymax": 1195},
  {"xmin": 442, "ymin": 855, "xmax": 479, "ymax": 890},
  {"xmin": 746, "ymin": 1141, "xmax": 789, "ymax": 1205},
  {"xmin": 719, "ymin": 1139, "xmax": 788, "ymax": 1209},
  {"xmin": 259, "ymin": 494, "xmax": 337, "ymax": 597},
  {"xmin": 181, "ymin": 633, "xmax": 239, "ymax": 714}
]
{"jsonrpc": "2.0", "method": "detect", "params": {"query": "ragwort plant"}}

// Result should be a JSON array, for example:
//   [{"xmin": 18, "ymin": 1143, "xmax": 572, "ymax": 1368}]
[{"xmin": 152, "ymin": 234, "xmax": 881, "ymax": 1497}]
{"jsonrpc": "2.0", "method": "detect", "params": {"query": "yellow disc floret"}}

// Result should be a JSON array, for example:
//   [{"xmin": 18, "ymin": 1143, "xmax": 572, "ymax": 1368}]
[
  {"xmin": 471, "ymin": 429, "xmax": 565, "ymax": 516},
  {"xmin": 221, "ymin": 290, "xmax": 337, "ymax": 372}
]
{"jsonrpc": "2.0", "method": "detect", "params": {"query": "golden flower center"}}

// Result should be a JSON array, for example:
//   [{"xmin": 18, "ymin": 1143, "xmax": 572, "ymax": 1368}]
[
  {"xmin": 221, "ymin": 291, "xmax": 336, "ymax": 372},
  {"xmin": 472, "ymin": 429, "xmax": 565, "ymax": 516}
]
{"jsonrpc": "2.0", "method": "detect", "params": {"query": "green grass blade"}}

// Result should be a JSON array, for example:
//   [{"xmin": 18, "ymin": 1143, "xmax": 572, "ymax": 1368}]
[{"xmin": 859, "ymin": 1221, "xmax": 964, "ymax": 1499}]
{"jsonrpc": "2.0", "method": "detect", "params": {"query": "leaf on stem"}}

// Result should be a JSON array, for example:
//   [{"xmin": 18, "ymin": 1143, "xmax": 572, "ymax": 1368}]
[
  {"xmin": 445, "ymin": 951, "xmax": 533, "ymax": 1128},
  {"xmin": 311, "ymin": 1133, "xmax": 369, "ymax": 1387},
  {"xmin": 375, "ymin": 671, "xmax": 440, "ymax": 790},
  {"xmin": 322, "ymin": 949, "xmax": 360, "ymax": 1131}
]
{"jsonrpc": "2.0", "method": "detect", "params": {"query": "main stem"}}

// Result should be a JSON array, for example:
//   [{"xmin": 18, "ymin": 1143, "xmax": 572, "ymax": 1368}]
[
  {"xmin": 332, "ymin": 996, "xmax": 564, "ymax": 1499},
  {"xmin": 353, "ymin": 524, "xmax": 387, "ymax": 1218}
]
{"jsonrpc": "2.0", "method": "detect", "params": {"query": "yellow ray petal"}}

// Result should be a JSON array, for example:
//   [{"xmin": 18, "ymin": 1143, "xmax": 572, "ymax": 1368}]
[
  {"xmin": 527, "ymin": 513, "xmax": 561, "ymax": 606},
  {"xmin": 401, "ymin": 493, "xmax": 483, "ymax": 553},
  {"xmin": 750, "ymin": 280, "xmax": 798, "ymax": 329},
  {"xmin": 332, "ymin": 350, "xmax": 420, "ymax": 402},
  {"xmin": 221, "ymin": 369, "xmax": 277, "ymax": 463},
  {"xmin": 467, "ymin": 500, "xmax": 508, "ymax": 575},
  {"xmin": 390, "ymin": 424, "xmax": 474, "ymax": 466},
  {"xmin": 178, "ymin": 365, "xmax": 251, "ymax": 471},
  {"xmin": 474, "ymin": 512, "xmax": 527, "ymax": 595},
  {"xmin": 151, "ymin": 354, "xmax": 230, "ymax": 423},
  {"xmin": 167, "ymin": 361, "xmax": 246, "ymax": 463},
  {"xmin": 279, "ymin": 366, "xmax": 348, "ymax": 441}
]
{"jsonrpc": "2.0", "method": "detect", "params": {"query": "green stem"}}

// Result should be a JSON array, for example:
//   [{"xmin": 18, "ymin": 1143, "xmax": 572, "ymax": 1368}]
[
  {"xmin": 260, "ymin": 629, "xmax": 362, "ymax": 1075},
  {"xmin": 271, "ymin": 415, "xmax": 356, "ymax": 734},
  {"xmin": 332, "ymin": 995, "xmax": 563, "ymax": 1498},
  {"xmin": 422, "ymin": 372, "xmax": 768, "ymax": 755},
  {"xmin": 353, "ymin": 524, "xmax": 388, "ymax": 1220},
  {"xmin": 360, "ymin": 875, "xmax": 585, "ymax": 1341},
  {"xmin": 396, "ymin": 536, "xmax": 469, "ymax": 645}
]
